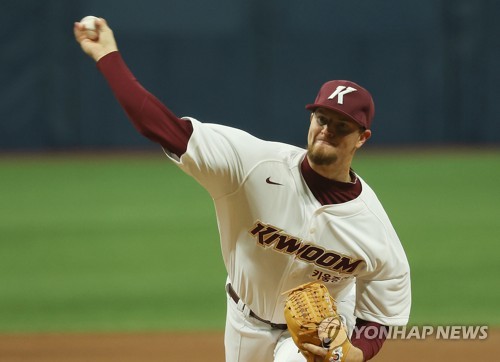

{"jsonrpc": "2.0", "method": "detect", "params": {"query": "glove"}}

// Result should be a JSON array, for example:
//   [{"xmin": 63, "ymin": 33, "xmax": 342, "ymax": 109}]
[{"xmin": 283, "ymin": 282, "xmax": 352, "ymax": 362}]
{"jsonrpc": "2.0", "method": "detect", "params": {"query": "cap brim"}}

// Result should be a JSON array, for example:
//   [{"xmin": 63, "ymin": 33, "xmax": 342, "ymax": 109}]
[{"xmin": 305, "ymin": 103, "xmax": 365, "ymax": 128}]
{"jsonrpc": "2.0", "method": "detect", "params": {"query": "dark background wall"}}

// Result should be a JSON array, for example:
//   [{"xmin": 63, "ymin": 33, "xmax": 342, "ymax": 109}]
[{"xmin": 1, "ymin": 0, "xmax": 499, "ymax": 151}]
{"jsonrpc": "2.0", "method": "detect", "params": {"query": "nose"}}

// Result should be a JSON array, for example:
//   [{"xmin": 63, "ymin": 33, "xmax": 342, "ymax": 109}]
[{"xmin": 320, "ymin": 124, "xmax": 334, "ymax": 137}]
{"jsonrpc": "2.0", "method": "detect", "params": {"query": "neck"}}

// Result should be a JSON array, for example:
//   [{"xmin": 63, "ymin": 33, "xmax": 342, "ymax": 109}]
[{"xmin": 306, "ymin": 156, "xmax": 352, "ymax": 183}]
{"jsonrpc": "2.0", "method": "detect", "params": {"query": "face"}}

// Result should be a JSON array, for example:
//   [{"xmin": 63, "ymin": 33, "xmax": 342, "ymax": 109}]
[{"xmin": 307, "ymin": 108, "xmax": 371, "ymax": 167}]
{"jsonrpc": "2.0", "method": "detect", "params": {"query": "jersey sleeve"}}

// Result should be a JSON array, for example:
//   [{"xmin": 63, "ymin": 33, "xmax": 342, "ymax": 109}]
[
  {"xmin": 164, "ymin": 118, "xmax": 280, "ymax": 199},
  {"xmin": 352, "ymin": 182, "xmax": 412, "ymax": 326},
  {"xmin": 355, "ymin": 271, "xmax": 411, "ymax": 326}
]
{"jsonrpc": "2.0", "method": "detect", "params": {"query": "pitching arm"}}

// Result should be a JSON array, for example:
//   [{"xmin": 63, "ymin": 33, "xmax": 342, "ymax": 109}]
[{"xmin": 74, "ymin": 17, "xmax": 192, "ymax": 157}]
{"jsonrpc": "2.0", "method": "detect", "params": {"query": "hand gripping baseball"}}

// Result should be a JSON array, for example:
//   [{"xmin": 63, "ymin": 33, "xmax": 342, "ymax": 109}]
[
  {"xmin": 283, "ymin": 282, "xmax": 353, "ymax": 362},
  {"xmin": 74, "ymin": 17, "xmax": 118, "ymax": 62}
]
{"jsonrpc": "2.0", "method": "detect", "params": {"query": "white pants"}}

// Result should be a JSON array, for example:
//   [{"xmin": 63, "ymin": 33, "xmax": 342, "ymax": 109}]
[{"xmin": 224, "ymin": 286, "xmax": 356, "ymax": 362}]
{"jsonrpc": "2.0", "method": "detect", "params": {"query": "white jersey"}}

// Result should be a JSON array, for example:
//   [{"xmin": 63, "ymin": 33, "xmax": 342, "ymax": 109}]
[{"xmin": 165, "ymin": 118, "xmax": 411, "ymax": 326}]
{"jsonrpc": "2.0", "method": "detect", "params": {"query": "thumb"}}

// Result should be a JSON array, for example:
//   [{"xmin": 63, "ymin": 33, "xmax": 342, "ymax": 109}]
[
  {"xmin": 89, "ymin": 17, "xmax": 118, "ymax": 61},
  {"xmin": 95, "ymin": 17, "xmax": 111, "ymax": 34}
]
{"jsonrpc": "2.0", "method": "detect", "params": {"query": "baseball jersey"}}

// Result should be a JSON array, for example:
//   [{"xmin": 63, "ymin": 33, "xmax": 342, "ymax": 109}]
[{"xmin": 164, "ymin": 118, "xmax": 411, "ymax": 326}]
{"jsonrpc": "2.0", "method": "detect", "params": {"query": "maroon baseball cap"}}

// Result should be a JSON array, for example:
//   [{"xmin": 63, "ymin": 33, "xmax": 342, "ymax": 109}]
[{"xmin": 306, "ymin": 80, "xmax": 375, "ymax": 129}]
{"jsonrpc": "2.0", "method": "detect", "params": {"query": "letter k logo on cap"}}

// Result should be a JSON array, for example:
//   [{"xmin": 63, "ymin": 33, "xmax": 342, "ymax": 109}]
[{"xmin": 327, "ymin": 86, "xmax": 357, "ymax": 104}]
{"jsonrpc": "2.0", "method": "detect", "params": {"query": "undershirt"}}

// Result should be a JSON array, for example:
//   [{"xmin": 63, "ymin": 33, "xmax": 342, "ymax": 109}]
[{"xmin": 97, "ymin": 50, "xmax": 385, "ymax": 360}]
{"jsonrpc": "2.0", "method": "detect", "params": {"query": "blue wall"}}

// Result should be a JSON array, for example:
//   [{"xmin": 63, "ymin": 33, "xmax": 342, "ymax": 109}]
[{"xmin": 1, "ymin": 0, "xmax": 499, "ymax": 150}]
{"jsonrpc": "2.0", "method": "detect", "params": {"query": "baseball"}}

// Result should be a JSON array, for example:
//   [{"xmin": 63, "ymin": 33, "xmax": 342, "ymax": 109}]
[{"xmin": 80, "ymin": 15, "xmax": 99, "ymax": 31}]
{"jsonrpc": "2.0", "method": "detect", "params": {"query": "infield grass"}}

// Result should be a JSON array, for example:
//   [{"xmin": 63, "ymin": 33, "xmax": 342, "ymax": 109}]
[{"xmin": 0, "ymin": 148, "xmax": 499, "ymax": 332}]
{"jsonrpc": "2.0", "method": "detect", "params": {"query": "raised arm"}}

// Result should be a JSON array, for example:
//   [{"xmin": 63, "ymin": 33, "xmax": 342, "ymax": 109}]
[{"xmin": 74, "ymin": 17, "xmax": 193, "ymax": 157}]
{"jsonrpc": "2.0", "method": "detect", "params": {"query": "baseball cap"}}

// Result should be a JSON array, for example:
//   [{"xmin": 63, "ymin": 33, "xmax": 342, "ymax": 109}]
[{"xmin": 305, "ymin": 80, "xmax": 375, "ymax": 129}]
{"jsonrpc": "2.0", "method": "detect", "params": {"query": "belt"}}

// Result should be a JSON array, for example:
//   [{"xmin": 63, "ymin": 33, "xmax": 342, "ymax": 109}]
[{"xmin": 225, "ymin": 283, "xmax": 288, "ymax": 330}]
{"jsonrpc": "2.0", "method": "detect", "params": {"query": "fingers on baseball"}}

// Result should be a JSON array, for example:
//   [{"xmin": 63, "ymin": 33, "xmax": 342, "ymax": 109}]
[
  {"xmin": 73, "ymin": 23, "xmax": 97, "ymax": 42},
  {"xmin": 94, "ymin": 18, "xmax": 111, "ymax": 33},
  {"xmin": 85, "ymin": 29, "xmax": 99, "ymax": 41},
  {"xmin": 74, "ymin": 17, "xmax": 107, "ymax": 42},
  {"xmin": 88, "ymin": 18, "xmax": 112, "ymax": 41}
]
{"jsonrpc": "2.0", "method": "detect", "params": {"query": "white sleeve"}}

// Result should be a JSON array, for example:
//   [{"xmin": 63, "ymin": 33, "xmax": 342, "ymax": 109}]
[
  {"xmin": 163, "ymin": 118, "xmax": 270, "ymax": 199},
  {"xmin": 355, "ymin": 271, "xmax": 411, "ymax": 326},
  {"xmin": 351, "ymin": 182, "xmax": 412, "ymax": 326}
]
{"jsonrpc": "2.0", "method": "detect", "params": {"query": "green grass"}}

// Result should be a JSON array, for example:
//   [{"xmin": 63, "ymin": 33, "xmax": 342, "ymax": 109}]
[
  {"xmin": 0, "ymin": 154, "xmax": 225, "ymax": 332},
  {"xmin": 0, "ymin": 149, "xmax": 499, "ymax": 332}
]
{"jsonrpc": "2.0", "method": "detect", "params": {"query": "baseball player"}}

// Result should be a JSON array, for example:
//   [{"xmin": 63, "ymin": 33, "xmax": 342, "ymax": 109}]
[{"xmin": 74, "ymin": 18, "xmax": 411, "ymax": 362}]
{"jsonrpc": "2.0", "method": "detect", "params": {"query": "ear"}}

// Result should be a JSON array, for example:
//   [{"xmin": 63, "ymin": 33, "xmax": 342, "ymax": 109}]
[
  {"xmin": 309, "ymin": 112, "xmax": 314, "ymax": 123},
  {"xmin": 356, "ymin": 129, "xmax": 372, "ymax": 149}
]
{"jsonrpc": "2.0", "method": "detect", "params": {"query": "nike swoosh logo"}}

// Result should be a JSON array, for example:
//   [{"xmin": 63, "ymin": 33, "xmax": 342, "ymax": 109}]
[{"xmin": 266, "ymin": 177, "xmax": 283, "ymax": 186}]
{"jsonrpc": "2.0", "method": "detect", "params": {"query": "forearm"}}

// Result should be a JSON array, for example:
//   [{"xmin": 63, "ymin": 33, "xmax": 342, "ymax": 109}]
[
  {"xmin": 350, "ymin": 319, "xmax": 388, "ymax": 361},
  {"xmin": 96, "ymin": 51, "xmax": 193, "ymax": 156}
]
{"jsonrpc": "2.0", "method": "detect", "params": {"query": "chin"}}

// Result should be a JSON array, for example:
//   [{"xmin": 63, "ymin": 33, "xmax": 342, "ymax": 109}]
[{"xmin": 307, "ymin": 146, "xmax": 338, "ymax": 166}]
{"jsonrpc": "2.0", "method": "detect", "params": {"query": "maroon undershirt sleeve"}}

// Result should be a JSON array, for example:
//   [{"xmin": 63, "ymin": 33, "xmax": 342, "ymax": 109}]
[
  {"xmin": 351, "ymin": 319, "xmax": 388, "ymax": 361},
  {"xmin": 96, "ymin": 51, "xmax": 193, "ymax": 157}
]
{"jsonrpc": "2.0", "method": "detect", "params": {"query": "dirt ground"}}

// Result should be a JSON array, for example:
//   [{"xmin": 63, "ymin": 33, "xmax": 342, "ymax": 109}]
[{"xmin": 0, "ymin": 329, "xmax": 497, "ymax": 362}]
